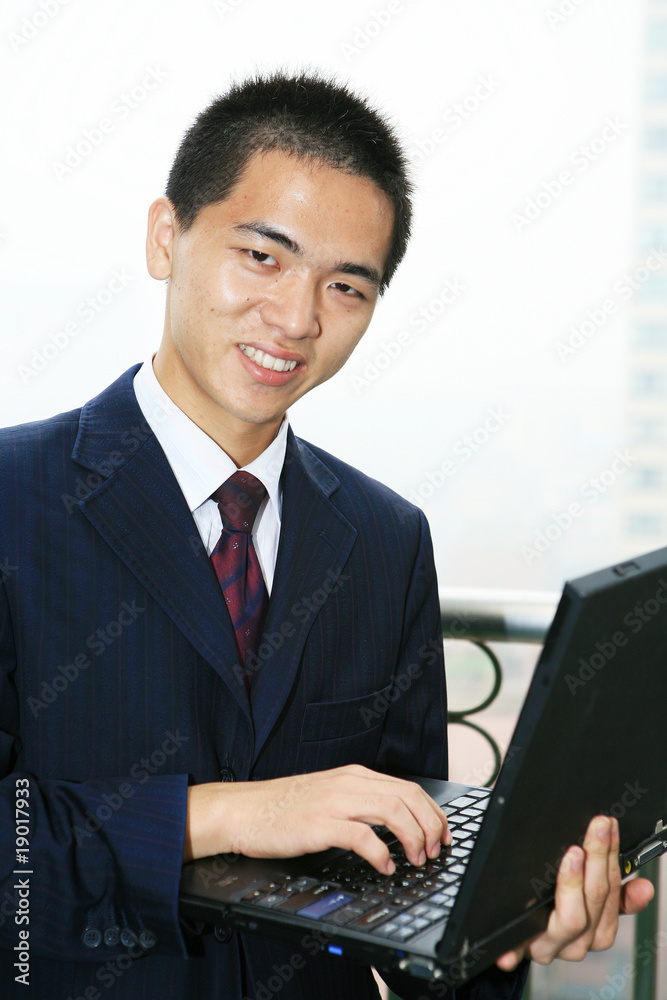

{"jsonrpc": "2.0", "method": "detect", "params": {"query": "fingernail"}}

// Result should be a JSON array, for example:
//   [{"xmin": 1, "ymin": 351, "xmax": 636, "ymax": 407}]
[
  {"xmin": 597, "ymin": 819, "xmax": 611, "ymax": 841},
  {"xmin": 570, "ymin": 850, "xmax": 583, "ymax": 872},
  {"xmin": 418, "ymin": 850, "xmax": 426, "ymax": 866},
  {"xmin": 428, "ymin": 843, "xmax": 441, "ymax": 859},
  {"xmin": 386, "ymin": 859, "xmax": 396, "ymax": 875}
]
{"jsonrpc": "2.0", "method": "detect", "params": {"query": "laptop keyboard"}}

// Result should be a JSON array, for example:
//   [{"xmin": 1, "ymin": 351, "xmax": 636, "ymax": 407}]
[{"xmin": 240, "ymin": 788, "xmax": 491, "ymax": 943}]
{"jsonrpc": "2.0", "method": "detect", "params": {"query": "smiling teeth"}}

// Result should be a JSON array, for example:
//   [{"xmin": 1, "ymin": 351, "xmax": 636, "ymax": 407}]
[{"xmin": 240, "ymin": 344, "xmax": 298, "ymax": 372}]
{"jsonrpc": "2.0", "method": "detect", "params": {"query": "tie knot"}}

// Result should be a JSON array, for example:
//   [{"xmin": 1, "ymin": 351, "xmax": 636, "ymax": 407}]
[{"xmin": 212, "ymin": 471, "xmax": 267, "ymax": 533}]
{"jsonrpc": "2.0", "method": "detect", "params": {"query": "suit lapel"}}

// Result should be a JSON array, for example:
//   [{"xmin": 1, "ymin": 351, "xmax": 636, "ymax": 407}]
[
  {"xmin": 250, "ymin": 431, "xmax": 357, "ymax": 760},
  {"xmin": 72, "ymin": 368, "xmax": 251, "ymax": 722}
]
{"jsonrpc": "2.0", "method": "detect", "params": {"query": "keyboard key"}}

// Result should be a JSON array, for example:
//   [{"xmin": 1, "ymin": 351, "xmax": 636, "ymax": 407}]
[
  {"xmin": 446, "ymin": 795, "xmax": 478, "ymax": 809},
  {"xmin": 255, "ymin": 893, "xmax": 289, "ymax": 908},
  {"xmin": 297, "ymin": 892, "xmax": 356, "ymax": 920},
  {"xmin": 372, "ymin": 921, "xmax": 401, "ymax": 937},
  {"xmin": 430, "ymin": 893, "xmax": 455, "ymax": 908},
  {"xmin": 414, "ymin": 905, "xmax": 450, "ymax": 922},
  {"xmin": 242, "ymin": 889, "xmax": 264, "ymax": 901},
  {"xmin": 328, "ymin": 905, "xmax": 366, "ymax": 926},
  {"xmin": 352, "ymin": 905, "xmax": 399, "ymax": 930},
  {"xmin": 275, "ymin": 883, "xmax": 343, "ymax": 914},
  {"xmin": 391, "ymin": 925, "xmax": 418, "ymax": 941},
  {"xmin": 411, "ymin": 917, "xmax": 430, "ymax": 932}
]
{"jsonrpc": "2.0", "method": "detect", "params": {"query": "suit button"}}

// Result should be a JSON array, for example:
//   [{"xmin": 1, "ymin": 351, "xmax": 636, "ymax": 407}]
[
  {"xmin": 104, "ymin": 926, "xmax": 120, "ymax": 947},
  {"xmin": 214, "ymin": 925, "xmax": 233, "ymax": 943},
  {"xmin": 220, "ymin": 767, "xmax": 235, "ymax": 782},
  {"xmin": 82, "ymin": 927, "xmax": 102, "ymax": 948},
  {"xmin": 138, "ymin": 930, "xmax": 157, "ymax": 950},
  {"xmin": 120, "ymin": 928, "xmax": 139, "ymax": 948}
]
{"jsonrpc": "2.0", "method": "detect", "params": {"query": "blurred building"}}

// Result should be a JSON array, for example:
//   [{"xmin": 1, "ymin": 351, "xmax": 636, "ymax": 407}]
[{"xmin": 622, "ymin": 0, "xmax": 667, "ymax": 555}]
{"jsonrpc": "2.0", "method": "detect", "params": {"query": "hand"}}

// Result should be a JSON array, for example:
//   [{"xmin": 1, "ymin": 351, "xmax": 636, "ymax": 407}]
[
  {"xmin": 183, "ymin": 764, "xmax": 451, "ymax": 872},
  {"xmin": 496, "ymin": 815, "xmax": 655, "ymax": 970}
]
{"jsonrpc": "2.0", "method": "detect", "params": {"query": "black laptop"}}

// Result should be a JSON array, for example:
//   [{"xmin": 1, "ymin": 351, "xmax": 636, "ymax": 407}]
[{"xmin": 179, "ymin": 547, "xmax": 667, "ymax": 986}]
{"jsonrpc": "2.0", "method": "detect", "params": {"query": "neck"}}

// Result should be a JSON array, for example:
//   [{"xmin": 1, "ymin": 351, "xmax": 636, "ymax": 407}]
[{"xmin": 152, "ymin": 352, "xmax": 283, "ymax": 467}]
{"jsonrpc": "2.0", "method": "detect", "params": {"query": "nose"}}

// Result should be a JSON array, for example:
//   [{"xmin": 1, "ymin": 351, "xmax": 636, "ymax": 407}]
[{"xmin": 259, "ymin": 272, "xmax": 321, "ymax": 341}]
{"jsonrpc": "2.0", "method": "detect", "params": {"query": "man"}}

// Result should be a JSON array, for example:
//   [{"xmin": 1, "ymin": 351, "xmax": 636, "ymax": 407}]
[{"xmin": 0, "ymin": 72, "xmax": 652, "ymax": 999}]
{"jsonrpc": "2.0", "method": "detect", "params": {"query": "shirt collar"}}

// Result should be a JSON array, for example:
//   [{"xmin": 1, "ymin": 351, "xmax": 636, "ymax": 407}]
[{"xmin": 133, "ymin": 357, "xmax": 287, "ymax": 517}]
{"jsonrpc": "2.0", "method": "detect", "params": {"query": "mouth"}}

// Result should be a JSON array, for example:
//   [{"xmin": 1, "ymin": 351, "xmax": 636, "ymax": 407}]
[{"xmin": 239, "ymin": 344, "xmax": 299, "ymax": 373}]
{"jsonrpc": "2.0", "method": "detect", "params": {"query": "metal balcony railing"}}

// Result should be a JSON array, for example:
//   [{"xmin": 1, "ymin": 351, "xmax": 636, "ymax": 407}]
[{"xmin": 435, "ymin": 588, "xmax": 659, "ymax": 1000}]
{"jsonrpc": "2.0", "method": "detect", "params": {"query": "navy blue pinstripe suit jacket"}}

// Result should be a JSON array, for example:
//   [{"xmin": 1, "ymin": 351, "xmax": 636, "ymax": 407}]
[{"xmin": 0, "ymin": 367, "xmax": 525, "ymax": 999}]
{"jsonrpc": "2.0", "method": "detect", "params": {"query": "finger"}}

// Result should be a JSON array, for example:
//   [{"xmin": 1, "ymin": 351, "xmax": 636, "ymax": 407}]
[
  {"xmin": 553, "ymin": 817, "xmax": 615, "ymax": 962},
  {"xmin": 497, "ymin": 846, "xmax": 587, "ymax": 970},
  {"xmin": 331, "ymin": 819, "xmax": 397, "ymax": 875},
  {"xmin": 352, "ymin": 788, "xmax": 448, "ymax": 867},
  {"xmin": 495, "ymin": 946, "xmax": 526, "ymax": 971},
  {"xmin": 572, "ymin": 816, "xmax": 612, "ymax": 951},
  {"xmin": 535, "ymin": 846, "xmax": 588, "ymax": 964},
  {"xmin": 351, "ymin": 768, "xmax": 452, "ymax": 845},
  {"xmin": 620, "ymin": 877, "xmax": 655, "ymax": 915},
  {"xmin": 335, "ymin": 770, "xmax": 451, "ymax": 862},
  {"xmin": 590, "ymin": 817, "xmax": 622, "ymax": 951}
]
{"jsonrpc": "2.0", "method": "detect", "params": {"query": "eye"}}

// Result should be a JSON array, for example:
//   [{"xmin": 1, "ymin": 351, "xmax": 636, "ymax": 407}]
[
  {"xmin": 248, "ymin": 250, "xmax": 278, "ymax": 266},
  {"xmin": 332, "ymin": 282, "xmax": 365, "ymax": 299}
]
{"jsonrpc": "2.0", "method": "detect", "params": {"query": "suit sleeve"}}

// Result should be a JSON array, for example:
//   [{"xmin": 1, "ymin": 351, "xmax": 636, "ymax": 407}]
[{"xmin": 0, "ymin": 574, "xmax": 190, "ymax": 964}]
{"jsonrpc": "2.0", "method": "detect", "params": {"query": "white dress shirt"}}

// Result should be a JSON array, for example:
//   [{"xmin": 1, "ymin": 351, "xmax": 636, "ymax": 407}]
[{"xmin": 133, "ymin": 358, "xmax": 287, "ymax": 595}]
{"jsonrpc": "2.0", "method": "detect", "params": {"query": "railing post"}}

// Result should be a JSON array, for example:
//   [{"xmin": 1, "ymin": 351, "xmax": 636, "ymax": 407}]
[{"xmin": 633, "ymin": 857, "xmax": 660, "ymax": 1000}]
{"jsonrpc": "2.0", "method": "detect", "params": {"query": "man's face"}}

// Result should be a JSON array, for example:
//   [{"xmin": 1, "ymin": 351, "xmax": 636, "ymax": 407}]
[{"xmin": 149, "ymin": 149, "xmax": 394, "ymax": 460}]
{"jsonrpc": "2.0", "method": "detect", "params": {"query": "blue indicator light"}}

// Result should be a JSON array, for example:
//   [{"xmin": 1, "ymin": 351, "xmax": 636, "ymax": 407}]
[{"xmin": 328, "ymin": 945, "xmax": 343, "ymax": 956}]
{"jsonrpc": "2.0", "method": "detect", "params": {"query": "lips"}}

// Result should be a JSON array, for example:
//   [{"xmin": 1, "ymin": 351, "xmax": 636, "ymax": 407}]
[{"xmin": 239, "ymin": 344, "xmax": 299, "ymax": 372}]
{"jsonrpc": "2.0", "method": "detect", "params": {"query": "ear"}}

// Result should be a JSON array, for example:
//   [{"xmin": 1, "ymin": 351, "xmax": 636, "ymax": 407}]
[{"xmin": 146, "ymin": 196, "xmax": 176, "ymax": 279}]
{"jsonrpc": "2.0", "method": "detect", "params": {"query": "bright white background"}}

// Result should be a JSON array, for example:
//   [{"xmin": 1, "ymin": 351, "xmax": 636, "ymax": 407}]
[{"xmin": 0, "ymin": 0, "xmax": 644, "ymax": 593}]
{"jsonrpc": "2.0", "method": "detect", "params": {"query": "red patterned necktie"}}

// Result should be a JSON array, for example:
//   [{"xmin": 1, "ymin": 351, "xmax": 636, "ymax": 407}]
[{"xmin": 210, "ymin": 471, "xmax": 269, "ymax": 686}]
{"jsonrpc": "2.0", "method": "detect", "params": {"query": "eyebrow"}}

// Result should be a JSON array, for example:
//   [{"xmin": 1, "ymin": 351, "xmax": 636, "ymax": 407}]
[{"xmin": 232, "ymin": 221, "xmax": 383, "ymax": 291}]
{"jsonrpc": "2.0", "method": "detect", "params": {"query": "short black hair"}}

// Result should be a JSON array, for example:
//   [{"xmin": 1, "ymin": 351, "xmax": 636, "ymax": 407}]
[{"xmin": 165, "ymin": 71, "xmax": 412, "ymax": 293}]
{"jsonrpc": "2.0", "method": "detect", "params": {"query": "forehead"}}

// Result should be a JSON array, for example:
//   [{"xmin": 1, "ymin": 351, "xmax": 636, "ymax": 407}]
[{"xmin": 188, "ymin": 149, "xmax": 395, "ymax": 271}]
